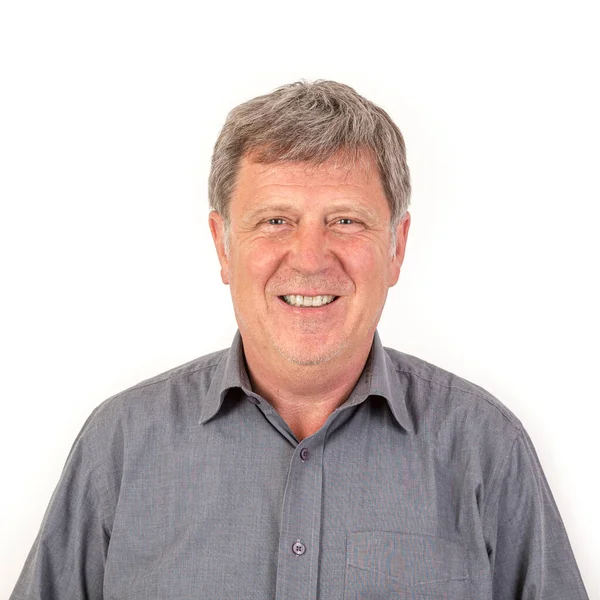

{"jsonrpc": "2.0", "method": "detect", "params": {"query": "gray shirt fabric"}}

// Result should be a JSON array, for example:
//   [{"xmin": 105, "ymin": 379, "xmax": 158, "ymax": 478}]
[{"xmin": 11, "ymin": 331, "xmax": 588, "ymax": 599}]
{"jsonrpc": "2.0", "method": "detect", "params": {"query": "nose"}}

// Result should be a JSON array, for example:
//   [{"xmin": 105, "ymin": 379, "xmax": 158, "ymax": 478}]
[{"xmin": 286, "ymin": 222, "xmax": 331, "ymax": 275}]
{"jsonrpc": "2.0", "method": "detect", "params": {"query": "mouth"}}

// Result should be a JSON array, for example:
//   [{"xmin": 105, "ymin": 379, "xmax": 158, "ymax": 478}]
[{"xmin": 280, "ymin": 294, "xmax": 338, "ymax": 308}]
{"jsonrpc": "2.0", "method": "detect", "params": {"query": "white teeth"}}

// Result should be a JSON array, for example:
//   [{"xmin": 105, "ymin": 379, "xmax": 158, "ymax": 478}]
[{"xmin": 283, "ymin": 294, "xmax": 336, "ymax": 307}]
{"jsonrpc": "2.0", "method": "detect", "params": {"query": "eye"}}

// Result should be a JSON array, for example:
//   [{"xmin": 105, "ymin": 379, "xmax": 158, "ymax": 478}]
[
  {"xmin": 329, "ymin": 217, "xmax": 365, "ymax": 234},
  {"xmin": 266, "ymin": 218, "xmax": 286, "ymax": 225}
]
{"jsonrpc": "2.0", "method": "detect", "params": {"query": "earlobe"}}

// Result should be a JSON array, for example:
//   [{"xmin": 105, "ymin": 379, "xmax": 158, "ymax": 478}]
[{"xmin": 208, "ymin": 211, "xmax": 230, "ymax": 285}]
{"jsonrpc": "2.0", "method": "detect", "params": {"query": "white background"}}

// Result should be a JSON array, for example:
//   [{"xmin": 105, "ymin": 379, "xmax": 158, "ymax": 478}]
[{"xmin": 1, "ymin": 0, "xmax": 598, "ymax": 596}]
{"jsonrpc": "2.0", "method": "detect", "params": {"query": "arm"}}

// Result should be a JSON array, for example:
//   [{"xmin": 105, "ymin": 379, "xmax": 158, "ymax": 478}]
[
  {"xmin": 10, "ymin": 410, "xmax": 114, "ymax": 600},
  {"xmin": 485, "ymin": 428, "xmax": 588, "ymax": 599}
]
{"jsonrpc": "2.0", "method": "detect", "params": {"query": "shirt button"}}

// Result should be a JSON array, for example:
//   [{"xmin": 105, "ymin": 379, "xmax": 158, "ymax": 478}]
[
  {"xmin": 292, "ymin": 540, "xmax": 306, "ymax": 555},
  {"xmin": 299, "ymin": 448, "xmax": 310, "ymax": 461}
]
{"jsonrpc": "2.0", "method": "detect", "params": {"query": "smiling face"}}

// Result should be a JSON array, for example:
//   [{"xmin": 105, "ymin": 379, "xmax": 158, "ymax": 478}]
[{"xmin": 209, "ymin": 151, "xmax": 410, "ymax": 370}]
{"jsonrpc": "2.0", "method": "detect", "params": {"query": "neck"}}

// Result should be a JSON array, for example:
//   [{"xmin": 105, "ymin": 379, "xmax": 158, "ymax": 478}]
[{"xmin": 242, "ymin": 337, "xmax": 374, "ymax": 441}]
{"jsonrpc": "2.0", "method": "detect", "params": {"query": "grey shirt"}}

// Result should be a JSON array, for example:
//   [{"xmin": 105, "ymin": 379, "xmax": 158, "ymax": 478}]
[{"xmin": 11, "ymin": 332, "xmax": 588, "ymax": 599}]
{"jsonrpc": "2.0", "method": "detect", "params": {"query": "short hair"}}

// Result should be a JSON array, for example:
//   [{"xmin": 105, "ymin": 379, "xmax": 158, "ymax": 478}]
[{"xmin": 208, "ymin": 80, "xmax": 411, "ymax": 231}]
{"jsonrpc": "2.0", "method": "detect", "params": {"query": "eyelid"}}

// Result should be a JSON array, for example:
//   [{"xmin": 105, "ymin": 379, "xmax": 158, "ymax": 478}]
[
  {"xmin": 260, "ymin": 217, "xmax": 293, "ymax": 229},
  {"xmin": 331, "ymin": 217, "xmax": 364, "ymax": 226}
]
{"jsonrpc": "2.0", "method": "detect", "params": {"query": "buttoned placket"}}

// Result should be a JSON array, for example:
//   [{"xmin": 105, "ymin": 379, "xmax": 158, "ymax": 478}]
[
  {"xmin": 247, "ymin": 390, "xmax": 364, "ymax": 600},
  {"xmin": 274, "ymin": 427, "xmax": 327, "ymax": 600}
]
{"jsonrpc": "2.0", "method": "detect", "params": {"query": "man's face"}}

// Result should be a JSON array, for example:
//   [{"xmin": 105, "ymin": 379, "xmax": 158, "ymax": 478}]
[{"xmin": 209, "ymin": 151, "xmax": 410, "ymax": 368}]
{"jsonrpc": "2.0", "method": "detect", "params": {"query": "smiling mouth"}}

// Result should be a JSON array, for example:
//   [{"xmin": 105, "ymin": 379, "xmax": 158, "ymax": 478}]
[{"xmin": 280, "ymin": 294, "xmax": 338, "ymax": 307}]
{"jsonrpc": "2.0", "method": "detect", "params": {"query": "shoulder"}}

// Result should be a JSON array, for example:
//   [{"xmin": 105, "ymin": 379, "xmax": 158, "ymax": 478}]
[
  {"xmin": 72, "ymin": 347, "xmax": 230, "ymax": 461},
  {"xmin": 384, "ymin": 346, "xmax": 521, "ymax": 431},
  {"xmin": 94, "ymin": 347, "xmax": 228, "ymax": 420},
  {"xmin": 383, "ymin": 346, "xmax": 525, "ymax": 497},
  {"xmin": 382, "ymin": 345, "xmax": 523, "ymax": 473},
  {"xmin": 60, "ymin": 347, "xmax": 231, "ymax": 510}
]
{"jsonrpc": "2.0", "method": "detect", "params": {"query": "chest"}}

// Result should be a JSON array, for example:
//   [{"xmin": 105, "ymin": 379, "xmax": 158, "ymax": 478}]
[{"xmin": 103, "ymin": 404, "xmax": 491, "ymax": 599}]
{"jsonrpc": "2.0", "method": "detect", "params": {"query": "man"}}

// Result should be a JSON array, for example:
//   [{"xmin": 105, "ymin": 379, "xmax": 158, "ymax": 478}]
[{"xmin": 11, "ymin": 81, "xmax": 588, "ymax": 599}]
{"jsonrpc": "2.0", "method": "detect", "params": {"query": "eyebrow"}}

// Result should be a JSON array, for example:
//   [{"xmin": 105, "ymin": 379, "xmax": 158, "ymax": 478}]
[{"xmin": 244, "ymin": 202, "xmax": 297, "ymax": 218}]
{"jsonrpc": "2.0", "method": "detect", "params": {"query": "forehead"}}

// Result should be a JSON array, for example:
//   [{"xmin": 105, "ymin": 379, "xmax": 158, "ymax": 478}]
[{"xmin": 233, "ymin": 150, "xmax": 387, "ymax": 203}]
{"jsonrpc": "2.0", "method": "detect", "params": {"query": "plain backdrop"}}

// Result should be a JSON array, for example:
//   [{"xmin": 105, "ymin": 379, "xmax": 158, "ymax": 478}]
[{"xmin": 1, "ymin": 0, "xmax": 598, "ymax": 596}]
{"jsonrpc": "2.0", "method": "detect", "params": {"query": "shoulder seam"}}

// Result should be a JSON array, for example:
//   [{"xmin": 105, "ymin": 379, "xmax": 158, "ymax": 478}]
[
  {"xmin": 108, "ymin": 358, "xmax": 224, "ymax": 402},
  {"xmin": 394, "ymin": 367, "xmax": 521, "ymax": 430},
  {"xmin": 481, "ymin": 428, "xmax": 523, "ymax": 540}
]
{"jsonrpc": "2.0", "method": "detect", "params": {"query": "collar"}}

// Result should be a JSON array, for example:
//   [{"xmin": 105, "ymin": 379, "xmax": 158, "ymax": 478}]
[{"xmin": 200, "ymin": 330, "xmax": 413, "ymax": 433}]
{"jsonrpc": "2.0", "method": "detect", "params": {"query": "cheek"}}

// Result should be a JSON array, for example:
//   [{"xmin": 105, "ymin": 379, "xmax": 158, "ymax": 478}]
[
  {"xmin": 343, "ymin": 245, "xmax": 390, "ymax": 287},
  {"xmin": 230, "ymin": 243, "xmax": 281, "ymax": 290}
]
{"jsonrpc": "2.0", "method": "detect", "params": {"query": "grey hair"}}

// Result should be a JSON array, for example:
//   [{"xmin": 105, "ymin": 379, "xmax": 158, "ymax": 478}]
[{"xmin": 208, "ymin": 80, "xmax": 410, "ymax": 247}]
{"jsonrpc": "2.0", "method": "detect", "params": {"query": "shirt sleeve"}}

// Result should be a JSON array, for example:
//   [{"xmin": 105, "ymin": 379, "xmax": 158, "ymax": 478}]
[
  {"xmin": 485, "ymin": 427, "xmax": 589, "ymax": 599},
  {"xmin": 10, "ymin": 410, "xmax": 113, "ymax": 600}
]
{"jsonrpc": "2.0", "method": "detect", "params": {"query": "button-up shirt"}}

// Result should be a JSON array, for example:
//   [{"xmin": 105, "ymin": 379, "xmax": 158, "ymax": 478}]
[{"xmin": 11, "ymin": 332, "xmax": 588, "ymax": 599}]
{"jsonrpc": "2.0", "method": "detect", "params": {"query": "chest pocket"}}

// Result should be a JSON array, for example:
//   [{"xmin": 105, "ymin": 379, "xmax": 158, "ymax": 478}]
[{"xmin": 344, "ymin": 531, "xmax": 468, "ymax": 599}]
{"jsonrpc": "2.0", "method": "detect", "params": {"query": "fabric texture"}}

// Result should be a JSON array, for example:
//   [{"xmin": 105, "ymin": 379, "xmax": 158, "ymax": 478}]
[{"xmin": 11, "ymin": 331, "xmax": 588, "ymax": 599}]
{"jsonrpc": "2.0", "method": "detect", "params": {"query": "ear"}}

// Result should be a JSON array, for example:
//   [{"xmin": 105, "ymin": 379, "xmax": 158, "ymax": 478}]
[
  {"xmin": 388, "ymin": 211, "xmax": 411, "ymax": 288},
  {"xmin": 208, "ymin": 211, "xmax": 230, "ymax": 285}
]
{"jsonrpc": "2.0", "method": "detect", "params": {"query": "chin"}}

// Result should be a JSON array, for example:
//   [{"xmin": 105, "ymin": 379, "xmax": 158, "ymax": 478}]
[{"xmin": 273, "ymin": 338, "xmax": 347, "ymax": 366}]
